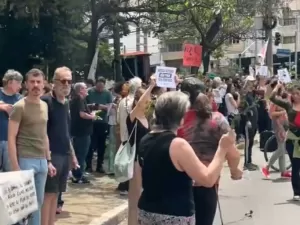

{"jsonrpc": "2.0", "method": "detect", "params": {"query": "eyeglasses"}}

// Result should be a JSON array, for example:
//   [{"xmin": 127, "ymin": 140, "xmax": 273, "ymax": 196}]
[{"xmin": 55, "ymin": 79, "xmax": 72, "ymax": 85}]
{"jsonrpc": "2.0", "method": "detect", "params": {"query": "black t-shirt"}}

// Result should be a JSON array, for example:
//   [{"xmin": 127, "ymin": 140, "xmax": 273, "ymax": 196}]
[
  {"xmin": 70, "ymin": 97, "xmax": 93, "ymax": 137},
  {"xmin": 41, "ymin": 95, "xmax": 71, "ymax": 155}
]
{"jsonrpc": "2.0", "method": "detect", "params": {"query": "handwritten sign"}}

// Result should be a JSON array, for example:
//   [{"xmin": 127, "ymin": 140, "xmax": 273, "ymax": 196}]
[
  {"xmin": 183, "ymin": 44, "xmax": 202, "ymax": 67},
  {"xmin": 155, "ymin": 66, "xmax": 176, "ymax": 88},
  {"xmin": 0, "ymin": 170, "xmax": 38, "ymax": 225},
  {"xmin": 278, "ymin": 68, "xmax": 291, "ymax": 83},
  {"xmin": 255, "ymin": 65, "xmax": 269, "ymax": 77}
]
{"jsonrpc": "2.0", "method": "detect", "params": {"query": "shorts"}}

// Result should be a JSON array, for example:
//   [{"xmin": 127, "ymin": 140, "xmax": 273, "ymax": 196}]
[{"xmin": 45, "ymin": 154, "xmax": 70, "ymax": 193}]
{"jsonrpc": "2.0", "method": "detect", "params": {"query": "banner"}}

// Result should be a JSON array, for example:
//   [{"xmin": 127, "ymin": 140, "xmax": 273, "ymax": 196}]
[
  {"xmin": 183, "ymin": 44, "xmax": 202, "ymax": 67},
  {"xmin": 0, "ymin": 170, "xmax": 38, "ymax": 225}
]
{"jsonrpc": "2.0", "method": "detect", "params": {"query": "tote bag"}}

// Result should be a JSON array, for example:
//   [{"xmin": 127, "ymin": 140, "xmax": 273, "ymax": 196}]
[{"xmin": 114, "ymin": 121, "xmax": 137, "ymax": 182}]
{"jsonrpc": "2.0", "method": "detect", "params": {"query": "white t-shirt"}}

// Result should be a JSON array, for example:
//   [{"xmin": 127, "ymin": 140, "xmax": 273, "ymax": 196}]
[{"xmin": 225, "ymin": 93, "xmax": 239, "ymax": 115}]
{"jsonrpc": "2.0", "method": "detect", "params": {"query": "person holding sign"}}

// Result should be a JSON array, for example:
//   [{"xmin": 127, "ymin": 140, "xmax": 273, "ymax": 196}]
[{"xmin": 8, "ymin": 69, "xmax": 56, "ymax": 225}]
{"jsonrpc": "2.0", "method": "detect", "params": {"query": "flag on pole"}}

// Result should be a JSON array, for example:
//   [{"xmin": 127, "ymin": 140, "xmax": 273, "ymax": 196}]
[
  {"xmin": 257, "ymin": 39, "xmax": 269, "ymax": 65},
  {"xmin": 87, "ymin": 47, "xmax": 100, "ymax": 82}
]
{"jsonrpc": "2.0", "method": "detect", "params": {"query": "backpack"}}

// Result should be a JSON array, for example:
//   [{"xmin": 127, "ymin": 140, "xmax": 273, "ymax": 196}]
[{"xmin": 218, "ymin": 96, "xmax": 228, "ymax": 116}]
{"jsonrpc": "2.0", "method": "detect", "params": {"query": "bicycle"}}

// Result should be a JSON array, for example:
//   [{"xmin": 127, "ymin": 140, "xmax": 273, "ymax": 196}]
[{"xmin": 262, "ymin": 131, "xmax": 292, "ymax": 171}]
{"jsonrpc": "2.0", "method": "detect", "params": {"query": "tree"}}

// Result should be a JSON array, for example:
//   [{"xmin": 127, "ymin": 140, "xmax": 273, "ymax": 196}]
[{"xmin": 155, "ymin": 0, "xmax": 256, "ymax": 74}]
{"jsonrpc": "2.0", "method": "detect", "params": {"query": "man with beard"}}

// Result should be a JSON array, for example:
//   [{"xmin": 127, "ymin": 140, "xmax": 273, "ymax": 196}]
[
  {"xmin": 41, "ymin": 67, "xmax": 78, "ymax": 225},
  {"xmin": 8, "ymin": 69, "xmax": 56, "ymax": 225}
]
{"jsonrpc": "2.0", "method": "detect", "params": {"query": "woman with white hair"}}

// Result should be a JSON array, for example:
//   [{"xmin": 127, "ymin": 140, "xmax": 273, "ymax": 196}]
[{"xmin": 137, "ymin": 91, "xmax": 236, "ymax": 225}]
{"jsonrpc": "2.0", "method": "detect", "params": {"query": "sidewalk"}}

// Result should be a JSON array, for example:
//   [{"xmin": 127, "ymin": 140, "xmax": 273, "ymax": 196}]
[{"xmin": 56, "ymin": 174, "xmax": 126, "ymax": 225}]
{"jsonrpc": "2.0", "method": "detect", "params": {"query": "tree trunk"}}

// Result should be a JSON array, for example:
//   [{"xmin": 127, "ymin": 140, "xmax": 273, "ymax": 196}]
[
  {"xmin": 84, "ymin": 0, "xmax": 99, "ymax": 79},
  {"xmin": 202, "ymin": 49, "xmax": 211, "ymax": 75}
]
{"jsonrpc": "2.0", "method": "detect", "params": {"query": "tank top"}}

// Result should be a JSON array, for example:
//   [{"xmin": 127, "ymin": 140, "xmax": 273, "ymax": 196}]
[{"xmin": 138, "ymin": 131, "xmax": 194, "ymax": 217}]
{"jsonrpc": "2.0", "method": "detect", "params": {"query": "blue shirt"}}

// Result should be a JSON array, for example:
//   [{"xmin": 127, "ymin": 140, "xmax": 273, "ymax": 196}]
[{"xmin": 0, "ymin": 89, "xmax": 22, "ymax": 141}]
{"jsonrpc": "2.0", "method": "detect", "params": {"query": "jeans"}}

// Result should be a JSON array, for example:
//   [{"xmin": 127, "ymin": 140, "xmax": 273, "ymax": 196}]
[
  {"xmin": 18, "ymin": 158, "xmax": 48, "ymax": 225},
  {"xmin": 0, "ymin": 140, "xmax": 10, "ymax": 171},
  {"xmin": 292, "ymin": 157, "xmax": 300, "ymax": 196},
  {"xmin": 244, "ymin": 126, "xmax": 257, "ymax": 164},
  {"xmin": 72, "ymin": 135, "xmax": 91, "ymax": 179}
]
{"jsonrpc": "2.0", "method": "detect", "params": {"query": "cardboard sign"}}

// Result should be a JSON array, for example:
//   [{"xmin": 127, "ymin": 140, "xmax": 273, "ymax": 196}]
[
  {"xmin": 155, "ymin": 66, "xmax": 176, "ymax": 88},
  {"xmin": 278, "ymin": 68, "xmax": 291, "ymax": 83},
  {"xmin": 183, "ymin": 44, "xmax": 202, "ymax": 67},
  {"xmin": 255, "ymin": 65, "xmax": 268, "ymax": 77},
  {"xmin": 0, "ymin": 170, "xmax": 38, "ymax": 225}
]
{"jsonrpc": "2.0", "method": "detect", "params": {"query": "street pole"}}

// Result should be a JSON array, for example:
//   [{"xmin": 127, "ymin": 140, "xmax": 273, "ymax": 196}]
[
  {"xmin": 296, "ymin": 31, "xmax": 298, "ymax": 78},
  {"xmin": 238, "ymin": 54, "xmax": 242, "ymax": 72},
  {"xmin": 255, "ymin": 30, "xmax": 258, "ymax": 63}
]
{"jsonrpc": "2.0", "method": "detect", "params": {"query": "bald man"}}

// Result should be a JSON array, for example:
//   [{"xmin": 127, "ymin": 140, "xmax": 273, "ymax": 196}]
[{"xmin": 41, "ymin": 67, "xmax": 78, "ymax": 225}]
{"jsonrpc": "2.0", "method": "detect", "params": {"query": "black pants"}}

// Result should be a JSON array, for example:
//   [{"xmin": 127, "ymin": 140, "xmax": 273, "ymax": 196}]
[
  {"xmin": 194, "ymin": 186, "xmax": 217, "ymax": 225},
  {"xmin": 243, "ymin": 126, "xmax": 257, "ymax": 164},
  {"xmin": 292, "ymin": 158, "xmax": 300, "ymax": 196},
  {"xmin": 117, "ymin": 181, "xmax": 129, "ymax": 191},
  {"xmin": 86, "ymin": 122, "xmax": 109, "ymax": 169},
  {"xmin": 228, "ymin": 114, "xmax": 242, "ymax": 141}
]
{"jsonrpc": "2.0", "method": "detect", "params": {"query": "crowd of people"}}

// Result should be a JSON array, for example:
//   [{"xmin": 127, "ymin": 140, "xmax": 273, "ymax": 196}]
[{"xmin": 0, "ymin": 66, "xmax": 300, "ymax": 225}]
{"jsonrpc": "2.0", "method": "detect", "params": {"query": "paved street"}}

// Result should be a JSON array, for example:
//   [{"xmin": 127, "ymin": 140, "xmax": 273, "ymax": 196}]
[
  {"xmin": 120, "ymin": 144, "xmax": 299, "ymax": 225},
  {"xmin": 213, "ymin": 146, "xmax": 299, "ymax": 225}
]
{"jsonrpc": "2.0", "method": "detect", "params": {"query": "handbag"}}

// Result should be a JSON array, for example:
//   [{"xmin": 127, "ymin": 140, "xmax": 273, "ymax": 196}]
[{"xmin": 114, "ymin": 121, "xmax": 137, "ymax": 182}]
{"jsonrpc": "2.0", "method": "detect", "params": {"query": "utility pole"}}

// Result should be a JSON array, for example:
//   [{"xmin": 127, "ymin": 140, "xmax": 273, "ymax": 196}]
[
  {"xmin": 265, "ymin": 0, "xmax": 274, "ymax": 75},
  {"xmin": 113, "ymin": 16, "xmax": 122, "ymax": 81}
]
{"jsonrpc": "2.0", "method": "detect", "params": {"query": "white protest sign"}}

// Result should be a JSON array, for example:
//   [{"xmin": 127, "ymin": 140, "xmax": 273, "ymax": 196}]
[
  {"xmin": 255, "ymin": 65, "xmax": 268, "ymax": 77},
  {"xmin": 278, "ymin": 68, "xmax": 291, "ymax": 83},
  {"xmin": 0, "ymin": 170, "xmax": 38, "ymax": 225},
  {"xmin": 155, "ymin": 66, "xmax": 176, "ymax": 88}
]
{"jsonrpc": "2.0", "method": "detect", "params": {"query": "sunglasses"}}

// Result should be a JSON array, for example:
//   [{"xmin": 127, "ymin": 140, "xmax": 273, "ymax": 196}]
[{"xmin": 55, "ymin": 79, "xmax": 72, "ymax": 85}]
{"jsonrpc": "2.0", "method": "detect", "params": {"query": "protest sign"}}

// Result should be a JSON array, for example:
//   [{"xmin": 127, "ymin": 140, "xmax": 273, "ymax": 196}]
[
  {"xmin": 183, "ymin": 44, "xmax": 202, "ymax": 67},
  {"xmin": 278, "ymin": 68, "xmax": 291, "ymax": 83},
  {"xmin": 255, "ymin": 65, "xmax": 269, "ymax": 77},
  {"xmin": 155, "ymin": 66, "xmax": 176, "ymax": 88},
  {"xmin": 0, "ymin": 170, "xmax": 38, "ymax": 225}
]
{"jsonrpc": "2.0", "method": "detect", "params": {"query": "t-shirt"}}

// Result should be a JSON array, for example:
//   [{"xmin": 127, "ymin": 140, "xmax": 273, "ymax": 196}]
[
  {"xmin": 41, "ymin": 95, "xmax": 71, "ymax": 155},
  {"xmin": 9, "ymin": 98, "xmax": 48, "ymax": 158},
  {"xmin": 0, "ymin": 89, "xmax": 22, "ymax": 141},
  {"xmin": 70, "ymin": 96, "xmax": 93, "ymax": 137},
  {"xmin": 86, "ymin": 88, "xmax": 112, "ymax": 122},
  {"xmin": 225, "ymin": 93, "xmax": 239, "ymax": 115},
  {"xmin": 177, "ymin": 110, "xmax": 229, "ymax": 164}
]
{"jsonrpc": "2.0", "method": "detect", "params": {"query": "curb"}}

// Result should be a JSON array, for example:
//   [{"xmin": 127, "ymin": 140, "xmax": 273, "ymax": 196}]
[{"xmin": 89, "ymin": 202, "xmax": 128, "ymax": 225}]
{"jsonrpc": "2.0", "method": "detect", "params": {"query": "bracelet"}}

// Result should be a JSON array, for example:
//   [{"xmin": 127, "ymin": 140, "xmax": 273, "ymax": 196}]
[{"xmin": 47, "ymin": 159, "xmax": 51, "ymax": 163}]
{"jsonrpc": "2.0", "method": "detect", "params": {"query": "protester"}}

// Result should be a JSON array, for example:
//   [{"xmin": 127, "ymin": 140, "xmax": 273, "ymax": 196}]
[
  {"xmin": 41, "ymin": 67, "xmax": 79, "ymax": 225},
  {"xmin": 126, "ymin": 77, "xmax": 155, "ymax": 225},
  {"xmin": 8, "ymin": 68, "xmax": 56, "ymax": 225},
  {"xmin": 137, "ymin": 91, "xmax": 236, "ymax": 225},
  {"xmin": 86, "ymin": 77, "xmax": 112, "ymax": 173},
  {"xmin": 0, "ymin": 69, "xmax": 23, "ymax": 172},
  {"xmin": 269, "ymin": 81, "xmax": 300, "ymax": 200},
  {"xmin": 178, "ymin": 78, "xmax": 241, "ymax": 225},
  {"xmin": 116, "ymin": 77, "xmax": 142, "ymax": 195},
  {"xmin": 70, "ymin": 82, "xmax": 95, "ymax": 183}
]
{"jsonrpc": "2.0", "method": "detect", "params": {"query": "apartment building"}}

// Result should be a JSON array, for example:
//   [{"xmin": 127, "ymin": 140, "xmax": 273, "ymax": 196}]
[{"xmin": 160, "ymin": 0, "xmax": 300, "ymax": 69}]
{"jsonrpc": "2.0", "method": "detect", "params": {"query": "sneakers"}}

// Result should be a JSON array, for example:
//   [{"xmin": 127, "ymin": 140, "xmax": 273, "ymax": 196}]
[
  {"xmin": 72, "ymin": 176, "xmax": 91, "ymax": 184},
  {"xmin": 281, "ymin": 171, "xmax": 292, "ymax": 178},
  {"xmin": 261, "ymin": 167, "xmax": 270, "ymax": 179},
  {"xmin": 244, "ymin": 163, "xmax": 258, "ymax": 171},
  {"xmin": 293, "ymin": 195, "xmax": 300, "ymax": 201},
  {"xmin": 119, "ymin": 190, "xmax": 128, "ymax": 196}
]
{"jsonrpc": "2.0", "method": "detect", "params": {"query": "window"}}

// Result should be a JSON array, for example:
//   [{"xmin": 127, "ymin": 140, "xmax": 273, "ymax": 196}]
[
  {"xmin": 283, "ymin": 36, "xmax": 295, "ymax": 44},
  {"xmin": 167, "ymin": 43, "xmax": 183, "ymax": 52},
  {"xmin": 229, "ymin": 37, "xmax": 240, "ymax": 44},
  {"xmin": 283, "ymin": 18, "xmax": 296, "ymax": 26}
]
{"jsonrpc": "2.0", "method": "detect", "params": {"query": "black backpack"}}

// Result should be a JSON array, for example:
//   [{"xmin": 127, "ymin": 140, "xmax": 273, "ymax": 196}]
[{"xmin": 218, "ymin": 96, "xmax": 227, "ymax": 116}]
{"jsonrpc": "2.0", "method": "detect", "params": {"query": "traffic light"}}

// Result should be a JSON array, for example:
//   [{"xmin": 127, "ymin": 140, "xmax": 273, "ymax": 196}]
[{"xmin": 274, "ymin": 32, "xmax": 281, "ymax": 46}]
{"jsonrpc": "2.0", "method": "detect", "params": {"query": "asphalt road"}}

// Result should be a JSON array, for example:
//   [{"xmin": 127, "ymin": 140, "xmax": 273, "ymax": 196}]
[{"xmin": 214, "ymin": 145, "xmax": 299, "ymax": 225}]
